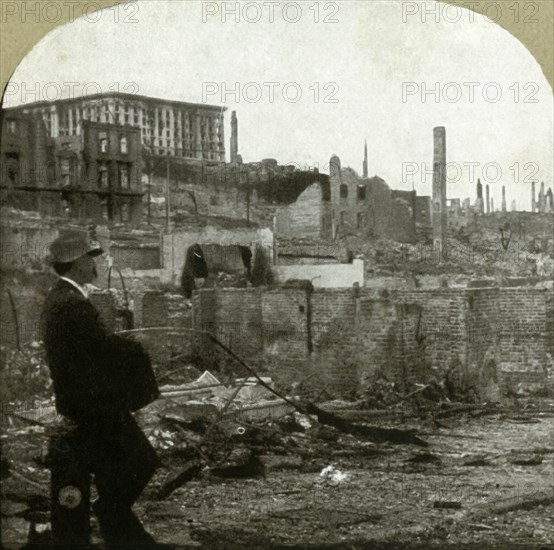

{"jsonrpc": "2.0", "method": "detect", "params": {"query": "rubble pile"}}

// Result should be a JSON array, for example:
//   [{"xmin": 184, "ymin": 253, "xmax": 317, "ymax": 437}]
[
  {"xmin": 349, "ymin": 232, "xmax": 553, "ymax": 279},
  {"xmin": 127, "ymin": 372, "xmax": 435, "ymax": 502}
]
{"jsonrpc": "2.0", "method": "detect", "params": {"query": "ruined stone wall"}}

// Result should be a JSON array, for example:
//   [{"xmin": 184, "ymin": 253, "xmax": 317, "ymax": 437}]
[
  {"xmin": 192, "ymin": 288, "xmax": 264, "ymax": 368},
  {"xmin": 262, "ymin": 290, "xmax": 309, "ymax": 361},
  {"xmin": 399, "ymin": 289, "xmax": 468, "ymax": 379},
  {"xmin": 496, "ymin": 289, "xmax": 550, "ymax": 393},
  {"xmin": 191, "ymin": 286, "xmax": 553, "ymax": 397},
  {"xmin": 137, "ymin": 291, "xmax": 193, "ymax": 366},
  {"xmin": 328, "ymin": 158, "xmax": 417, "ymax": 243},
  {"xmin": 274, "ymin": 183, "xmax": 323, "ymax": 239},
  {"xmin": 311, "ymin": 291, "xmax": 401, "ymax": 393},
  {"xmin": 466, "ymin": 287, "xmax": 553, "ymax": 395},
  {"xmin": 465, "ymin": 288, "xmax": 499, "ymax": 397}
]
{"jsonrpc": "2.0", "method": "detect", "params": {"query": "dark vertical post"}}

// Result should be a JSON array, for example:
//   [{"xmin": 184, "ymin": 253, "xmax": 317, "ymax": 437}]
[
  {"xmin": 432, "ymin": 127, "xmax": 447, "ymax": 260},
  {"xmin": 166, "ymin": 155, "xmax": 170, "ymax": 228}
]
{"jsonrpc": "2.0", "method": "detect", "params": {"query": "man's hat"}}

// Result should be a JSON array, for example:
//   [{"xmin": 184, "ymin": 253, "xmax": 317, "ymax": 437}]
[{"xmin": 46, "ymin": 231, "xmax": 104, "ymax": 265}]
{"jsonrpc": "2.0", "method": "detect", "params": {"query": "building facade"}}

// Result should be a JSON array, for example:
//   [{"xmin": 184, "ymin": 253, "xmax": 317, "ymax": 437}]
[
  {"xmin": 4, "ymin": 93, "xmax": 226, "ymax": 162},
  {"xmin": 275, "ymin": 154, "xmax": 431, "ymax": 243},
  {"xmin": 326, "ymin": 154, "xmax": 428, "ymax": 243},
  {"xmin": 1, "ymin": 112, "xmax": 143, "ymax": 223}
]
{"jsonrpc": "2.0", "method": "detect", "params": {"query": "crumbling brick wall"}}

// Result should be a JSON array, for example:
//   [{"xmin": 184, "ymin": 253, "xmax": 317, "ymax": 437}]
[
  {"xmin": 398, "ymin": 289, "xmax": 467, "ymax": 380},
  {"xmin": 466, "ymin": 287, "xmax": 552, "ymax": 395},
  {"xmin": 191, "ymin": 286, "xmax": 553, "ymax": 397},
  {"xmin": 139, "ymin": 291, "xmax": 192, "ymax": 368},
  {"xmin": 192, "ymin": 288, "xmax": 263, "ymax": 369}
]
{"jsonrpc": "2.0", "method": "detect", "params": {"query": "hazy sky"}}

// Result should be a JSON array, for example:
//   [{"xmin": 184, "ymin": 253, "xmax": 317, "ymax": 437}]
[{"xmin": 4, "ymin": 0, "xmax": 553, "ymax": 210}]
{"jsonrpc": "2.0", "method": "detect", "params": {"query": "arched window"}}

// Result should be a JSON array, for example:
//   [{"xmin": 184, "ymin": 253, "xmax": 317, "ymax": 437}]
[
  {"xmin": 120, "ymin": 136, "xmax": 128, "ymax": 154},
  {"xmin": 339, "ymin": 184, "xmax": 348, "ymax": 199},
  {"xmin": 357, "ymin": 184, "xmax": 367, "ymax": 201}
]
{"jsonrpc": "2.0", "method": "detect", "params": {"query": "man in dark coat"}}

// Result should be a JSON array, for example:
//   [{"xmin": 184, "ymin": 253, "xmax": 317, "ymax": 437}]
[{"xmin": 40, "ymin": 231, "xmax": 162, "ymax": 547}]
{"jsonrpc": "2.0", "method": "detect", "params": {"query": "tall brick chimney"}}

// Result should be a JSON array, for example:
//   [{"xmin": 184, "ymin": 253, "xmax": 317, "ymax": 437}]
[
  {"xmin": 476, "ymin": 178, "xmax": 483, "ymax": 214},
  {"xmin": 501, "ymin": 185, "xmax": 507, "ymax": 212},
  {"xmin": 485, "ymin": 184, "xmax": 490, "ymax": 214},
  {"xmin": 531, "ymin": 181, "xmax": 536, "ymax": 212},
  {"xmin": 539, "ymin": 181, "xmax": 546, "ymax": 213},
  {"xmin": 547, "ymin": 188, "xmax": 554, "ymax": 212},
  {"xmin": 432, "ymin": 127, "xmax": 447, "ymax": 259},
  {"xmin": 230, "ymin": 111, "xmax": 238, "ymax": 163},
  {"xmin": 363, "ymin": 140, "xmax": 368, "ymax": 178}
]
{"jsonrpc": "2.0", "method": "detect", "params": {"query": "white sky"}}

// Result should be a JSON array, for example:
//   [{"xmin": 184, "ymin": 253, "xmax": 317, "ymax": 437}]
[{"xmin": 4, "ymin": 0, "xmax": 553, "ymax": 210}]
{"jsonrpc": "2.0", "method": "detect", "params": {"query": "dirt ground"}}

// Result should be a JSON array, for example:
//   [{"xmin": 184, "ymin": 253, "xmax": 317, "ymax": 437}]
[{"xmin": 1, "ymin": 408, "xmax": 553, "ymax": 549}]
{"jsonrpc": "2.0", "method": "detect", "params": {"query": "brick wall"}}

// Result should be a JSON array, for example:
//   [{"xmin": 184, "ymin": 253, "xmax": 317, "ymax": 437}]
[
  {"xmin": 139, "ymin": 291, "xmax": 193, "ymax": 367},
  {"xmin": 192, "ymin": 288, "xmax": 263, "ymax": 369},
  {"xmin": 328, "ymin": 157, "xmax": 417, "ymax": 244},
  {"xmin": 192, "ymin": 286, "xmax": 554, "ymax": 397},
  {"xmin": 466, "ymin": 287, "xmax": 553, "ymax": 395},
  {"xmin": 399, "ymin": 289, "xmax": 467, "ymax": 379},
  {"xmin": 262, "ymin": 289, "xmax": 309, "ymax": 360}
]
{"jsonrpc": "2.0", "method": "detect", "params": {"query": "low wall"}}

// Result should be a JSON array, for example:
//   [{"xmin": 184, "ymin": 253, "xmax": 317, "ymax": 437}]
[{"xmin": 192, "ymin": 286, "xmax": 554, "ymax": 398}]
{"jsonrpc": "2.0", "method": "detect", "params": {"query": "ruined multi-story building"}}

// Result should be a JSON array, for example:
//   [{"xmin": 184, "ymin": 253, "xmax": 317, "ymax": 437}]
[
  {"xmin": 275, "ymin": 152, "xmax": 431, "ymax": 243},
  {"xmin": 1, "ymin": 92, "xmax": 229, "ymax": 222},
  {"xmin": 4, "ymin": 92, "xmax": 226, "ymax": 162},
  {"xmin": 1, "ymin": 111, "xmax": 143, "ymax": 223}
]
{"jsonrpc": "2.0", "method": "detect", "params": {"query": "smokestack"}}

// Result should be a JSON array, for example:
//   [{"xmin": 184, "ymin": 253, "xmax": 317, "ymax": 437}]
[
  {"xmin": 539, "ymin": 181, "xmax": 546, "ymax": 213},
  {"xmin": 501, "ymin": 185, "xmax": 506, "ymax": 212},
  {"xmin": 531, "ymin": 181, "xmax": 536, "ymax": 212},
  {"xmin": 230, "ymin": 111, "xmax": 238, "ymax": 163},
  {"xmin": 432, "ymin": 127, "xmax": 447, "ymax": 259},
  {"xmin": 485, "ymin": 184, "xmax": 490, "ymax": 214},
  {"xmin": 511, "ymin": 200, "xmax": 516, "ymax": 211},
  {"xmin": 491, "ymin": 198, "xmax": 494, "ymax": 212},
  {"xmin": 476, "ymin": 178, "xmax": 483, "ymax": 214},
  {"xmin": 547, "ymin": 188, "xmax": 554, "ymax": 212},
  {"xmin": 363, "ymin": 140, "xmax": 368, "ymax": 179}
]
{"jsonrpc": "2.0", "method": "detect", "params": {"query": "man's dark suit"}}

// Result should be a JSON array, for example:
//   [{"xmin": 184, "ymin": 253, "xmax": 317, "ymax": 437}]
[{"xmin": 41, "ymin": 279, "xmax": 159, "ymax": 544}]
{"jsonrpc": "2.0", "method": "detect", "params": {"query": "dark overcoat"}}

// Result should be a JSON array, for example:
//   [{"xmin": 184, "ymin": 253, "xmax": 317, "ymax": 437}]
[
  {"xmin": 41, "ymin": 279, "xmax": 159, "ymax": 508},
  {"xmin": 41, "ymin": 279, "xmax": 159, "ymax": 424}
]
